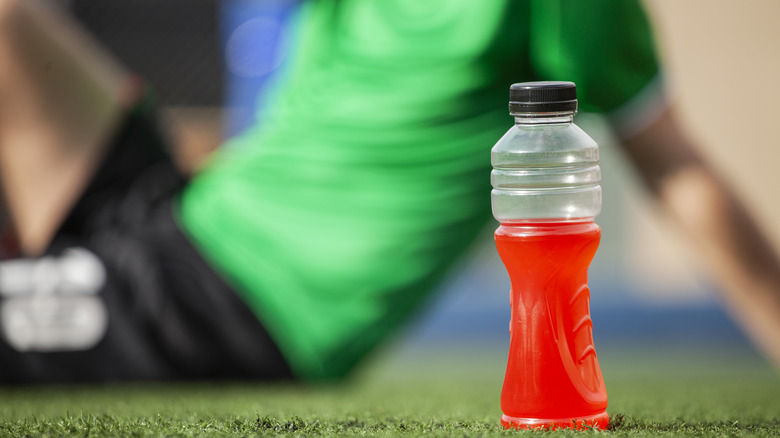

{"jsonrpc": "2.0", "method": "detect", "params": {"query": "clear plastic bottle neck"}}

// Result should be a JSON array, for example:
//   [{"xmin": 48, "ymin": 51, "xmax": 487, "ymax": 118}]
[{"xmin": 512, "ymin": 111, "xmax": 575, "ymax": 125}]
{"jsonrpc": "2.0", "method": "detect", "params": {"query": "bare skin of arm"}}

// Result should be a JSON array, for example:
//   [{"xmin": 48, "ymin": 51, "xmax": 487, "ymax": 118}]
[
  {"xmin": 618, "ymin": 107, "xmax": 780, "ymax": 368},
  {"xmin": 0, "ymin": 0, "xmax": 130, "ymax": 256}
]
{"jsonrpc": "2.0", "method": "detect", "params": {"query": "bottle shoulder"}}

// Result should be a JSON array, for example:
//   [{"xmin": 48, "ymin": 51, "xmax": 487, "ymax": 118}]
[
  {"xmin": 491, "ymin": 123, "xmax": 598, "ymax": 168},
  {"xmin": 493, "ymin": 123, "xmax": 597, "ymax": 152}
]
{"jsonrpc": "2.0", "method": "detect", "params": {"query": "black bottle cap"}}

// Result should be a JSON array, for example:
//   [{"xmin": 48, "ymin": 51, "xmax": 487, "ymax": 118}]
[{"xmin": 509, "ymin": 81, "xmax": 578, "ymax": 114}]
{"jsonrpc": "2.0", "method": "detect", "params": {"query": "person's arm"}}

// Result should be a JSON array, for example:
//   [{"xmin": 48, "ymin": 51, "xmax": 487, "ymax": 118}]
[
  {"xmin": 618, "ymin": 106, "xmax": 780, "ymax": 367},
  {"xmin": 0, "ymin": 0, "xmax": 130, "ymax": 255}
]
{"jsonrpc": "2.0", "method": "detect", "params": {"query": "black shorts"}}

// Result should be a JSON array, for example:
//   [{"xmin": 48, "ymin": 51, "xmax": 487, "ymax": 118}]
[{"xmin": 0, "ymin": 104, "xmax": 291, "ymax": 383}]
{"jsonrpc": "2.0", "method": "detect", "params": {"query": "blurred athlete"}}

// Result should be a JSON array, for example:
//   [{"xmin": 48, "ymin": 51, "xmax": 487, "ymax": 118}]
[{"xmin": 0, "ymin": 0, "xmax": 778, "ymax": 382}]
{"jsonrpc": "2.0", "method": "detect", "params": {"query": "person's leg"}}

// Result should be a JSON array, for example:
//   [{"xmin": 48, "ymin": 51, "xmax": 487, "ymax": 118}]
[
  {"xmin": 0, "ymin": 0, "xmax": 129, "ymax": 255},
  {"xmin": 0, "ymin": 106, "xmax": 292, "ymax": 383}
]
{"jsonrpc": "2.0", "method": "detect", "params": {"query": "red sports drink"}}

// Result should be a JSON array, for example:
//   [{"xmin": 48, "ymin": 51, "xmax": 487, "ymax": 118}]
[
  {"xmin": 495, "ymin": 221, "xmax": 607, "ymax": 429},
  {"xmin": 491, "ymin": 82, "xmax": 608, "ymax": 429}
]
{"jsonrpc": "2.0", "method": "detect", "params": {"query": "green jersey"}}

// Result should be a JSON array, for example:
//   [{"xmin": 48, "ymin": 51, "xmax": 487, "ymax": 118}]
[{"xmin": 179, "ymin": 0, "xmax": 660, "ymax": 379}]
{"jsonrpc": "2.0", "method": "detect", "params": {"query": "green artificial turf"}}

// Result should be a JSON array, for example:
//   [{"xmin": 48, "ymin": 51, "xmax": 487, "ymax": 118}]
[{"xmin": 0, "ymin": 348, "xmax": 777, "ymax": 437}]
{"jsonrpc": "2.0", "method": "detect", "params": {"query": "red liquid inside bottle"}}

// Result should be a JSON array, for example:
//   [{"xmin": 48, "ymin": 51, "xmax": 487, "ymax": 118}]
[{"xmin": 495, "ymin": 221, "xmax": 608, "ymax": 430}]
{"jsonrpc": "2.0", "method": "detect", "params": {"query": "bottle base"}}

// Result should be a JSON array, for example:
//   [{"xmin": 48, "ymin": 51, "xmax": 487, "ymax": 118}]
[{"xmin": 501, "ymin": 411, "xmax": 609, "ymax": 430}]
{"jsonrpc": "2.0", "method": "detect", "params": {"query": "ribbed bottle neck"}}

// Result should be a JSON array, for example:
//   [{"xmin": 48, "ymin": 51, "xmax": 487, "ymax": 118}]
[
  {"xmin": 512, "ymin": 112, "xmax": 574, "ymax": 125},
  {"xmin": 496, "ymin": 220, "xmax": 599, "ymax": 237}
]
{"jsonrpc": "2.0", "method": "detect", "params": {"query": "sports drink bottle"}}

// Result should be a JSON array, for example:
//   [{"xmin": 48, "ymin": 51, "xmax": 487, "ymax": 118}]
[{"xmin": 491, "ymin": 81, "xmax": 608, "ymax": 430}]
